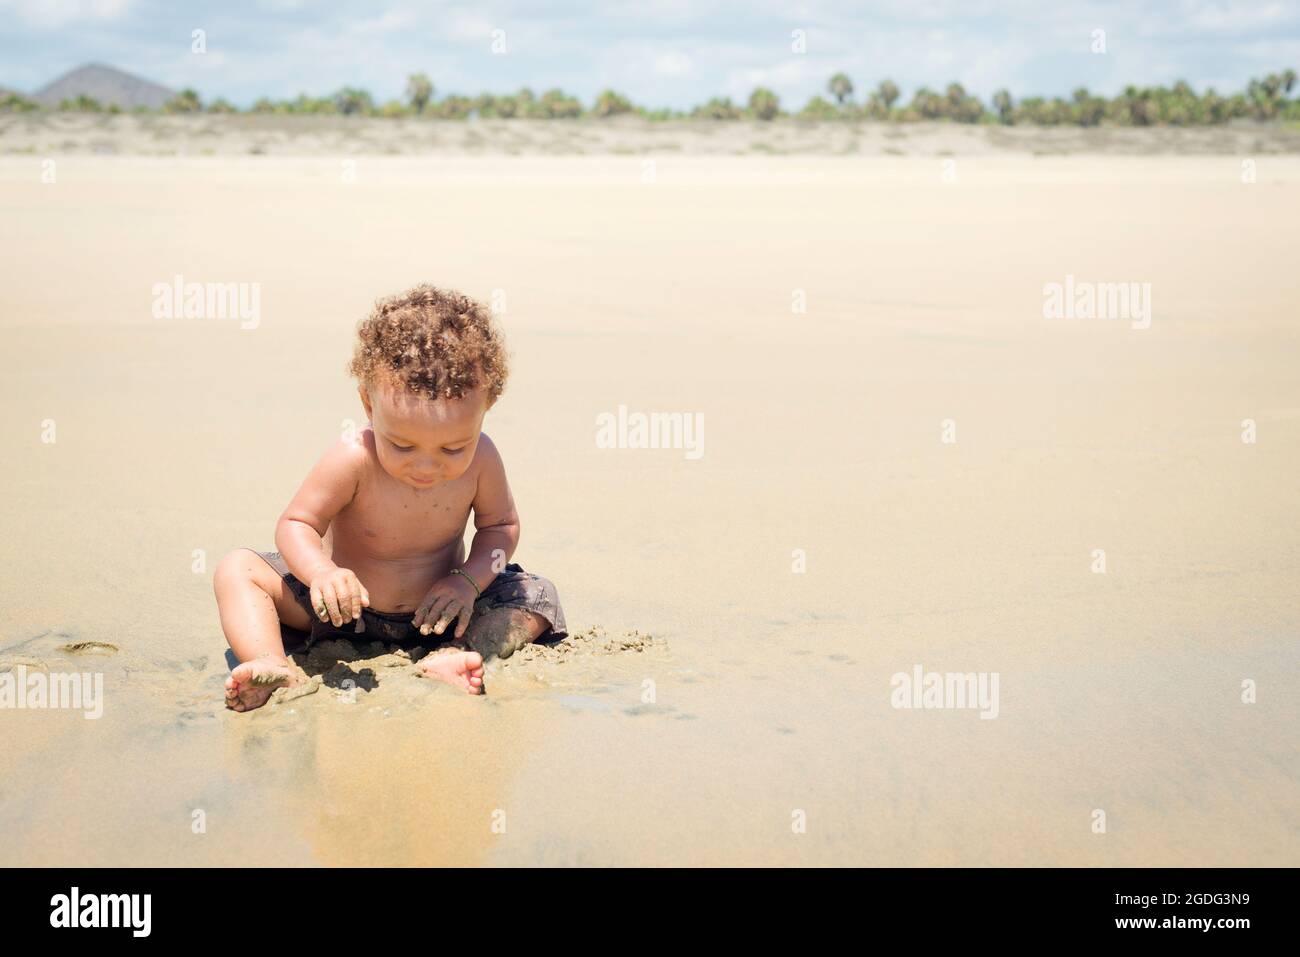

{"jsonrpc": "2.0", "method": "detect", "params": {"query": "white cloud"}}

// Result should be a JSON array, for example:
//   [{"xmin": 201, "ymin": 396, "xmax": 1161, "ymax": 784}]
[
  {"xmin": 0, "ymin": 0, "xmax": 134, "ymax": 29},
  {"xmin": 653, "ymin": 51, "xmax": 695, "ymax": 76},
  {"xmin": 725, "ymin": 58, "xmax": 814, "ymax": 99}
]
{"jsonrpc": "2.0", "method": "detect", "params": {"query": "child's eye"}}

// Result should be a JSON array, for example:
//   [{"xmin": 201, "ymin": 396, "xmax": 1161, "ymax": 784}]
[
  {"xmin": 442, "ymin": 447, "xmax": 465, "ymax": 456},
  {"xmin": 389, "ymin": 441, "xmax": 414, "ymax": 452}
]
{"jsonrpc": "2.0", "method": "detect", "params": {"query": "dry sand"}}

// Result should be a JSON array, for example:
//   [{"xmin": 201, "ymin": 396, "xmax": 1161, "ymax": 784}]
[
  {"xmin": 5, "ymin": 112, "xmax": 1300, "ymax": 157},
  {"xmin": 0, "ymin": 147, "xmax": 1297, "ymax": 865}
]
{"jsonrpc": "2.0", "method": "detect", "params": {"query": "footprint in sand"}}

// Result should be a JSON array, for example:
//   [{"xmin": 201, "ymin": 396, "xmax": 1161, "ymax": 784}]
[{"xmin": 59, "ymin": 640, "xmax": 120, "ymax": 655}]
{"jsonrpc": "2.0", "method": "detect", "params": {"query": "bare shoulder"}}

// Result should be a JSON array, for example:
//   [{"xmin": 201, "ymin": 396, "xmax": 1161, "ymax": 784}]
[
  {"xmin": 473, "ymin": 431, "xmax": 506, "ymax": 476},
  {"xmin": 312, "ymin": 430, "xmax": 371, "ymax": 491},
  {"xmin": 337, "ymin": 429, "xmax": 374, "ymax": 470},
  {"xmin": 280, "ymin": 431, "xmax": 370, "ymax": 528}
]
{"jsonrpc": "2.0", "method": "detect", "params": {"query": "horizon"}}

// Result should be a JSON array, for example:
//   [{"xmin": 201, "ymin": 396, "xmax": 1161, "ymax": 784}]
[{"xmin": 2, "ymin": 0, "xmax": 1299, "ymax": 110}]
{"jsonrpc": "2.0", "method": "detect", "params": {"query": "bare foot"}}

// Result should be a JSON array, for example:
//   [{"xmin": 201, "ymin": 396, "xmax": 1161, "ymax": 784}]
[
  {"xmin": 225, "ymin": 655, "xmax": 298, "ymax": 712},
  {"xmin": 417, "ymin": 647, "xmax": 485, "ymax": 695}
]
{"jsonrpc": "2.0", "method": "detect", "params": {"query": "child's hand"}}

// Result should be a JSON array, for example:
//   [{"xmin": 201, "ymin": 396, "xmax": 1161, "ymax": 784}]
[
  {"xmin": 309, "ymin": 566, "xmax": 370, "ymax": 626},
  {"xmin": 414, "ymin": 574, "xmax": 479, "ymax": 640}
]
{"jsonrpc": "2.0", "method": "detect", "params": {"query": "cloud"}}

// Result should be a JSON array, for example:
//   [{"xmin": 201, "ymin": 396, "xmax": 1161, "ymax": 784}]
[
  {"xmin": 653, "ymin": 51, "xmax": 695, "ymax": 76},
  {"xmin": 0, "ymin": 0, "xmax": 134, "ymax": 29}
]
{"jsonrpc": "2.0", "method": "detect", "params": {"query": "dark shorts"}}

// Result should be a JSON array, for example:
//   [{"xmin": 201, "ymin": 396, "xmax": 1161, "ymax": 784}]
[{"xmin": 251, "ymin": 550, "xmax": 567, "ymax": 647}]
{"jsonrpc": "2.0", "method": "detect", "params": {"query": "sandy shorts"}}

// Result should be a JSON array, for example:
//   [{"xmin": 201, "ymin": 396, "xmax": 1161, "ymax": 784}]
[{"xmin": 251, "ymin": 550, "xmax": 567, "ymax": 647}]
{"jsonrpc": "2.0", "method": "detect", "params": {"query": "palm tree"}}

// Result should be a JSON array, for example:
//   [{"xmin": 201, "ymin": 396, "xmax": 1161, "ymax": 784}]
[
  {"xmin": 910, "ymin": 87, "xmax": 944, "ymax": 120},
  {"xmin": 942, "ymin": 82, "xmax": 984, "ymax": 122},
  {"xmin": 539, "ymin": 88, "xmax": 582, "ymax": 118},
  {"xmin": 593, "ymin": 89, "xmax": 633, "ymax": 117},
  {"xmin": 992, "ymin": 89, "xmax": 1013, "ymax": 123},
  {"xmin": 333, "ymin": 87, "xmax": 374, "ymax": 116},
  {"xmin": 492, "ymin": 94, "xmax": 519, "ymax": 118},
  {"xmin": 748, "ymin": 87, "xmax": 780, "ymax": 120},
  {"xmin": 406, "ymin": 73, "xmax": 433, "ymax": 114},
  {"xmin": 165, "ymin": 88, "xmax": 203, "ymax": 113},
  {"xmin": 801, "ymin": 95, "xmax": 840, "ymax": 120},
  {"xmin": 691, "ymin": 97, "xmax": 743, "ymax": 120},
  {"xmin": 877, "ymin": 79, "xmax": 900, "ymax": 111},
  {"xmin": 435, "ymin": 95, "xmax": 474, "ymax": 120},
  {"xmin": 828, "ymin": 73, "xmax": 854, "ymax": 106}
]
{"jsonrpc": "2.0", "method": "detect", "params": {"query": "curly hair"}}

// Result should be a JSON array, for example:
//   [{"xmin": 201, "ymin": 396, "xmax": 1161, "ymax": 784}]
[{"xmin": 348, "ymin": 284, "xmax": 508, "ymax": 403}]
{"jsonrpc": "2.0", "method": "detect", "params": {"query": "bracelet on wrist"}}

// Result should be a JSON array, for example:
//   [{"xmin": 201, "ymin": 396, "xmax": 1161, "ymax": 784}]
[{"xmin": 450, "ymin": 567, "xmax": 481, "ymax": 597}]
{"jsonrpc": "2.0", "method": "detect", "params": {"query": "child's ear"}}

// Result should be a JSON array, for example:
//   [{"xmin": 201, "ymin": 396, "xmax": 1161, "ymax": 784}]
[{"xmin": 358, "ymin": 385, "xmax": 373, "ymax": 420}]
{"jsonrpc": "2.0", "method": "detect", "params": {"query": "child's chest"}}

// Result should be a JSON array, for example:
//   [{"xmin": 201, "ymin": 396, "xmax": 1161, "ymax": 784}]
[{"xmin": 340, "ymin": 473, "xmax": 477, "ymax": 554}]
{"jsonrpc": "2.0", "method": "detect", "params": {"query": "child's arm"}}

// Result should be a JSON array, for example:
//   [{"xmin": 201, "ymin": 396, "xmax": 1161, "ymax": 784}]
[
  {"xmin": 461, "ymin": 434, "xmax": 521, "ymax": 591},
  {"xmin": 413, "ymin": 434, "xmax": 519, "ymax": 639},
  {"xmin": 275, "ymin": 441, "xmax": 370, "ymax": 627}
]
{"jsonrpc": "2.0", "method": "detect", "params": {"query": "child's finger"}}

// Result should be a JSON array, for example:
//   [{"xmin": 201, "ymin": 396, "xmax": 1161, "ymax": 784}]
[
  {"xmin": 312, "ymin": 583, "xmax": 333, "ymax": 623},
  {"xmin": 358, "ymin": 582, "xmax": 371, "ymax": 608},
  {"xmin": 413, "ymin": 598, "xmax": 438, "ymax": 632},
  {"xmin": 346, "ymin": 580, "xmax": 361, "ymax": 620},
  {"xmin": 433, "ymin": 601, "xmax": 459, "ymax": 636},
  {"xmin": 322, "ymin": 584, "xmax": 344, "ymax": 626},
  {"xmin": 417, "ymin": 595, "xmax": 447, "ymax": 634},
  {"xmin": 414, "ymin": 598, "xmax": 435, "ymax": 631},
  {"xmin": 310, "ymin": 584, "xmax": 327, "ymax": 621}
]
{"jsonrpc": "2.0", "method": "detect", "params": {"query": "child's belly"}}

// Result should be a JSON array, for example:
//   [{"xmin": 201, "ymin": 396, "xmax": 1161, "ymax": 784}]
[{"xmin": 329, "ymin": 537, "xmax": 466, "ymax": 614}]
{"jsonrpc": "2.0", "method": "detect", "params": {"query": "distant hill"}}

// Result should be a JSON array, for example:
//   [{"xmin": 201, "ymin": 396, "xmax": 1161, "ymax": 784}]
[{"xmin": 34, "ymin": 63, "xmax": 175, "ymax": 110}]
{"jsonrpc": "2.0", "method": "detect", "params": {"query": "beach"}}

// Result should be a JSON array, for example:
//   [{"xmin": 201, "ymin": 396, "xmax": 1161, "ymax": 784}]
[{"xmin": 1, "ymin": 138, "xmax": 1297, "ymax": 865}]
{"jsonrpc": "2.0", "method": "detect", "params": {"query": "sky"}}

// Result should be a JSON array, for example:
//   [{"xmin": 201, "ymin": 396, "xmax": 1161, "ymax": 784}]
[{"xmin": 2, "ymin": 0, "xmax": 1298, "ymax": 108}]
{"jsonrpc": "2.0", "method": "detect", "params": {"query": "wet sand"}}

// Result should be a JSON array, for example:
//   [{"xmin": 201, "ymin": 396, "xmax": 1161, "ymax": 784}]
[{"xmin": 1, "ymin": 152, "xmax": 1297, "ymax": 865}]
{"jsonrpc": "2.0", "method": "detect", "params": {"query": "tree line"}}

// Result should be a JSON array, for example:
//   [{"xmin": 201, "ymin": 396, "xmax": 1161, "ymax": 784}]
[{"xmin": 3, "ymin": 70, "xmax": 1297, "ymax": 125}]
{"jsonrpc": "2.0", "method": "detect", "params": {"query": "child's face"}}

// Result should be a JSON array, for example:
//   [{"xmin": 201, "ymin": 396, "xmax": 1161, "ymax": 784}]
[{"xmin": 360, "ymin": 381, "xmax": 489, "ymax": 490}]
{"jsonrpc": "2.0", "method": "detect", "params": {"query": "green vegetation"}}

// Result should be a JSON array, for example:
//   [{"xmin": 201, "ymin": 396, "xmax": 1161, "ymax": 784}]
[
  {"xmin": 10, "ymin": 69, "xmax": 1296, "ymax": 124},
  {"xmin": 0, "ymin": 92, "xmax": 39, "ymax": 112},
  {"xmin": 164, "ymin": 88, "xmax": 202, "ymax": 113},
  {"xmin": 405, "ymin": 73, "xmax": 433, "ymax": 114},
  {"xmin": 747, "ymin": 87, "xmax": 780, "ymax": 121}
]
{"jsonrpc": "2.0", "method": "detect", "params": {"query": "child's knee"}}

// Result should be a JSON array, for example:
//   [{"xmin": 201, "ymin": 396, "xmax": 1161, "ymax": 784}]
[
  {"xmin": 212, "ymin": 548, "xmax": 264, "ymax": 597},
  {"xmin": 465, "ymin": 606, "xmax": 547, "ymax": 660}
]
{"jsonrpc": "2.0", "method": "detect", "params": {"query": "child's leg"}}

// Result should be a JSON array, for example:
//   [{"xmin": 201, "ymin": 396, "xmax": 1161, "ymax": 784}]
[
  {"xmin": 214, "ymin": 549, "xmax": 312, "ymax": 712},
  {"xmin": 463, "ymin": 607, "xmax": 549, "ymax": 661},
  {"xmin": 417, "ymin": 607, "xmax": 547, "ymax": 695}
]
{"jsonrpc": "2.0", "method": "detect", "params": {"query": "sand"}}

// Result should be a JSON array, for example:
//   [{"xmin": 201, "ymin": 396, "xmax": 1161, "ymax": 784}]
[
  {"xmin": 0, "ymin": 145, "xmax": 1297, "ymax": 866},
  {"xmin": 6, "ymin": 113, "xmax": 1300, "ymax": 158}
]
